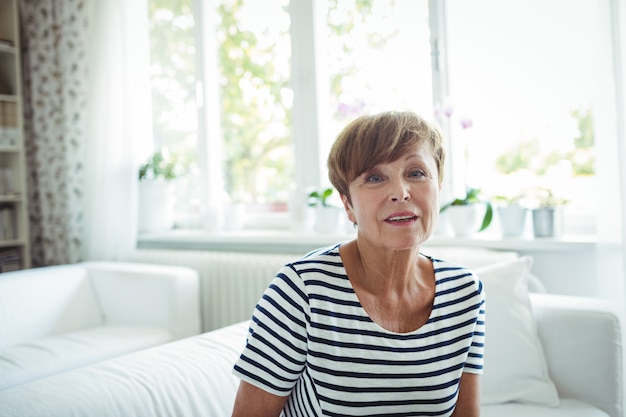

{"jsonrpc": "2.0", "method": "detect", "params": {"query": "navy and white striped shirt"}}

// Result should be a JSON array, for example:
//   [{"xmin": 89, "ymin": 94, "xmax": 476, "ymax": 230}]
[{"xmin": 233, "ymin": 244, "xmax": 485, "ymax": 417}]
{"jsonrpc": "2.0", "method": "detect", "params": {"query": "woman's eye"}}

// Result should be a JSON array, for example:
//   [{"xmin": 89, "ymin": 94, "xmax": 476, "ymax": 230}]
[
  {"xmin": 365, "ymin": 173, "xmax": 383, "ymax": 183},
  {"xmin": 409, "ymin": 170, "xmax": 426, "ymax": 178}
]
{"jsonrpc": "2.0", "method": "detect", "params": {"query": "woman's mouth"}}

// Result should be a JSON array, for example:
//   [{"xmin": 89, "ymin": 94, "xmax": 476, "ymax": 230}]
[{"xmin": 385, "ymin": 214, "xmax": 418, "ymax": 224}]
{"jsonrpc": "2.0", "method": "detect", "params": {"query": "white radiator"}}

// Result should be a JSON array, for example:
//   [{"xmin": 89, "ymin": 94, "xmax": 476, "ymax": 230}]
[{"xmin": 125, "ymin": 250, "xmax": 296, "ymax": 332}]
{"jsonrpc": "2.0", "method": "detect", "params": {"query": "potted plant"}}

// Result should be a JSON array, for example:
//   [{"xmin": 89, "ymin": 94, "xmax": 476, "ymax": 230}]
[
  {"xmin": 137, "ymin": 148, "xmax": 180, "ymax": 232},
  {"xmin": 440, "ymin": 188, "xmax": 493, "ymax": 237},
  {"xmin": 308, "ymin": 187, "xmax": 344, "ymax": 234},
  {"xmin": 308, "ymin": 187, "xmax": 334, "ymax": 208},
  {"xmin": 222, "ymin": 192, "xmax": 248, "ymax": 231},
  {"xmin": 138, "ymin": 149, "xmax": 179, "ymax": 182},
  {"xmin": 494, "ymin": 194, "xmax": 528, "ymax": 237},
  {"xmin": 531, "ymin": 187, "xmax": 568, "ymax": 238}
]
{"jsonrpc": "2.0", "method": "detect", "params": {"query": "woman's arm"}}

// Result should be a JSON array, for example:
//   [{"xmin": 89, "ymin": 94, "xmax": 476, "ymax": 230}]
[
  {"xmin": 231, "ymin": 380, "xmax": 289, "ymax": 417},
  {"xmin": 451, "ymin": 373, "xmax": 481, "ymax": 417}
]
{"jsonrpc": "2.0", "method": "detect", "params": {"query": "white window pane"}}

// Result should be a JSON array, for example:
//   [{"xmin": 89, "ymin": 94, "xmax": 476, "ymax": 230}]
[
  {"xmin": 445, "ymin": 0, "xmax": 608, "ymax": 221},
  {"xmin": 322, "ymin": 0, "xmax": 434, "ymax": 174},
  {"xmin": 212, "ymin": 0, "xmax": 293, "ymax": 209},
  {"xmin": 148, "ymin": 0, "xmax": 202, "ymax": 226},
  {"xmin": 148, "ymin": 0, "xmax": 293, "ymax": 230},
  {"xmin": 149, "ymin": 1, "xmax": 198, "ymax": 153}
]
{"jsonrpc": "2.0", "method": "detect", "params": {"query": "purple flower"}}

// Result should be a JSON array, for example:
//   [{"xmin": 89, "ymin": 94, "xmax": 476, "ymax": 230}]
[
  {"xmin": 460, "ymin": 118, "xmax": 473, "ymax": 129},
  {"xmin": 434, "ymin": 103, "xmax": 454, "ymax": 123},
  {"xmin": 433, "ymin": 105, "xmax": 442, "ymax": 121},
  {"xmin": 337, "ymin": 101, "xmax": 365, "ymax": 117}
]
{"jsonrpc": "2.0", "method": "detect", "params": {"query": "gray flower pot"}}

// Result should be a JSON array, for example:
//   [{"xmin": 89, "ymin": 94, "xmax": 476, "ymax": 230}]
[{"xmin": 532, "ymin": 207, "xmax": 563, "ymax": 237}]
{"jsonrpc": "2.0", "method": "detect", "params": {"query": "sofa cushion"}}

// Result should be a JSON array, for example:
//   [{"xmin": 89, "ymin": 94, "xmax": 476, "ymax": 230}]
[
  {"xmin": 0, "ymin": 265, "xmax": 103, "ymax": 349},
  {"xmin": 482, "ymin": 398, "xmax": 610, "ymax": 417},
  {"xmin": 0, "ymin": 325, "xmax": 172, "ymax": 391},
  {"xmin": 0, "ymin": 322, "xmax": 246, "ymax": 417},
  {"xmin": 422, "ymin": 246, "xmax": 547, "ymax": 293},
  {"xmin": 476, "ymin": 256, "xmax": 559, "ymax": 406},
  {"xmin": 0, "ymin": 320, "xmax": 615, "ymax": 417}
]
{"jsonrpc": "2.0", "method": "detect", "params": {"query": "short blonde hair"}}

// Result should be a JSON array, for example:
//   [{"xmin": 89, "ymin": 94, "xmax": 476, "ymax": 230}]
[{"xmin": 327, "ymin": 111, "xmax": 445, "ymax": 202}]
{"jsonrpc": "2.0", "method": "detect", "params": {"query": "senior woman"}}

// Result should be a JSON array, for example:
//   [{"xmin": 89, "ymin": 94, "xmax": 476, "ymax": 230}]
[{"xmin": 231, "ymin": 111, "xmax": 485, "ymax": 417}]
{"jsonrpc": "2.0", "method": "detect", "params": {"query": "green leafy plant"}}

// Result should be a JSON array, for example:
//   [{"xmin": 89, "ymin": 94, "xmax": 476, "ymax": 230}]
[
  {"xmin": 440, "ymin": 188, "xmax": 493, "ymax": 232},
  {"xmin": 138, "ymin": 149, "xmax": 179, "ymax": 182},
  {"xmin": 308, "ymin": 187, "xmax": 334, "ymax": 207}
]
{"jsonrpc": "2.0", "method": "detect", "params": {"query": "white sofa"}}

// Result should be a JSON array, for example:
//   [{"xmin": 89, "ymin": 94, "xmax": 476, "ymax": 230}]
[
  {"xmin": 0, "ymin": 261, "xmax": 622, "ymax": 416},
  {"xmin": 0, "ymin": 261, "xmax": 201, "ymax": 391}
]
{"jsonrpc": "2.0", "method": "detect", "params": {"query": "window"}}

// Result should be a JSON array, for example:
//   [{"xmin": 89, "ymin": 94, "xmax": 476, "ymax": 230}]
[
  {"xmin": 322, "ymin": 0, "xmax": 433, "ymax": 162},
  {"xmin": 148, "ymin": 0, "xmax": 293, "ymax": 229},
  {"xmin": 147, "ymin": 0, "xmax": 611, "ymax": 235},
  {"xmin": 442, "ymin": 0, "xmax": 610, "ymax": 233}
]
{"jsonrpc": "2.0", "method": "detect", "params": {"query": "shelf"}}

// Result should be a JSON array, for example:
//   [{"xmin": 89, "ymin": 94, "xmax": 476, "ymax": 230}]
[
  {"xmin": 137, "ymin": 228, "xmax": 597, "ymax": 255},
  {"xmin": 0, "ymin": 44, "xmax": 16, "ymax": 54},
  {"xmin": 0, "ymin": 239, "xmax": 24, "ymax": 248},
  {"xmin": 0, "ymin": 94, "xmax": 17, "ymax": 102},
  {"xmin": 0, "ymin": 0, "xmax": 31, "ymax": 269},
  {"xmin": 0, "ymin": 146, "xmax": 20, "ymax": 153},
  {"xmin": 0, "ymin": 194, "xmax": 21, "ymax": 203},
  {"xmin": 424, "ymin": 233, "xmax": 596, "ymax": 252}
]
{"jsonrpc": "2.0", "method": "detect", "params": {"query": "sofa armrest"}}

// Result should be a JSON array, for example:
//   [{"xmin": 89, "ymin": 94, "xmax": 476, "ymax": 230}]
[
  {"xmin": 530, "ymin": 293, "xmax": 625, "ymax": 417},
  {"xmin": 83, "ymin": 261, "xmax": 201, "ymax": 340}
]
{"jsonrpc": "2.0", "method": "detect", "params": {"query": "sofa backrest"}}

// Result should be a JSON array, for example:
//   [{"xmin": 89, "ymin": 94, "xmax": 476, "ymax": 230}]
[
  {"xmin": 83, "ymin": 261, "xmax": 201, "ymax": 340},
  {"xmin": 0, "ymin": 265, "xmax": 103, "ymax": 349}
]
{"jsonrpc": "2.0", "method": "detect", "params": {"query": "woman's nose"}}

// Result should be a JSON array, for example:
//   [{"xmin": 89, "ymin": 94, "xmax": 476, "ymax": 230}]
[{"xmin": 390, "ymin": 178, "xmax": 411, "ymax": 202}]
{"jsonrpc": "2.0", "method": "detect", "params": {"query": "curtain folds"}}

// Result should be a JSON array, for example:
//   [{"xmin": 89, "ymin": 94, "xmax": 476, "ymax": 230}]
[
  {"xmin": 21, "ymin": 0, "xmax": 150, "ymax": 266},
  {"xmin": 82, "ymin": 0, "xmax": 151, "ymax": 261},
  {"xmin": 21, "ymin": 0, "xmax": 89, "ymax": 266}
]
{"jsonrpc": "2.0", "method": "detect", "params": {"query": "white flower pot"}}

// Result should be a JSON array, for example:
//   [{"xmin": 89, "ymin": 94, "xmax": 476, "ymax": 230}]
[
  {"xmin": 138, "ymin": 180, "xmax": 174, "ymax": 232},
  {"xmin": 223, "ymin": 203, "xmax": 247, "ymax": 231},
  {"xmin": 288, "ymin": 189, "xmax": 316, "ymax": 233},
  {"xmin": 315, "ymin": 206, "xmax": 344, "ymax": 234},
  {"xmin": 497, "ymin": 206, "xmax": 528, "ymax": 237},
  {"xmin": 447, "ymin": 204, "xmax": 483, "ymax": 237}
]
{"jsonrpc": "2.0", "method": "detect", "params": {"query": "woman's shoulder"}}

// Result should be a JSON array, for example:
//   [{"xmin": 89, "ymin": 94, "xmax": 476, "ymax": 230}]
[
  {"xmin": 423, "ymin": 254, "xmax": 473, "ymax": 273},
  {"xmin": 425, "ymin": 257, "xmax": 485, "ymax": 312},
  {"xmin": 288, "ymin": 242, "xmax": 344, "ymax": 268},
  {"xmin": 271, "ymin": 243, "xmax": 345, "ymax": 276},
  {"xmin": 276, "ymin": 243, "xmax": 348, "ymax": 288},
  {"xmin": 427, "ymin": 255, "xmax": 482, "ymax": 288},
  {"xmin": 266, "ymin": 243, "xmax": 349, "ymax": 305},
  {"xmin": 302, "ymin": 242, "xmax": 343, "ymax": 258}
]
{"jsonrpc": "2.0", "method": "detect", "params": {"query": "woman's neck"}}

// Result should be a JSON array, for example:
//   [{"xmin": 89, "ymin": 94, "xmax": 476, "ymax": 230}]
[
  {"xmin": 340, "ymin": 238, "xmax": 436, "ymax": 333},
  {"xmin": 347, "ymin": 238, "xmax": 426, "ymax": 295}
]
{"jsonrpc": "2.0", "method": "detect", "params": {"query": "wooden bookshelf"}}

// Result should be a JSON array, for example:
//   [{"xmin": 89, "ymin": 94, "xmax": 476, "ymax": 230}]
[{"xmin": 0, "ymin": 0, "xmax": 30, "ymax": 270}]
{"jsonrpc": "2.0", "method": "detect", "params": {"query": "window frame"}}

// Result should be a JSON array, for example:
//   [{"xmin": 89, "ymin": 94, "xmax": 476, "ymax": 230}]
[{"xmin": 170, "ymin": 0, "xmax": 609, "ymax": 236}]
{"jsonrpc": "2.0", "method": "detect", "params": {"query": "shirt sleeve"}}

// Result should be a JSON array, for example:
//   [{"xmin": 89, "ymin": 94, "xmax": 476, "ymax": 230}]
[
  {"xmin": 232, "ymin": 264, "xmax": 310, "ymax": 396},
  {"xmin": 464, "ymin": 276, "xmax": 485, "ymax": 374}
]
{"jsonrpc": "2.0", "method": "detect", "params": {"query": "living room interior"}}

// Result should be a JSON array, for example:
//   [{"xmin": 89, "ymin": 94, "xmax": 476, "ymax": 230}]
[{"xmin": 1, "ymin": 0, "xmax": 626, "ymax": 416}]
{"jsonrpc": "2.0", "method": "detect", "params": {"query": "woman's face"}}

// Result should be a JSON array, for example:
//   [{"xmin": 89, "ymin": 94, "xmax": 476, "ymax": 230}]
[{"xmin": 342, "ymin": 141, "xmax": 441, "ymax": 251}]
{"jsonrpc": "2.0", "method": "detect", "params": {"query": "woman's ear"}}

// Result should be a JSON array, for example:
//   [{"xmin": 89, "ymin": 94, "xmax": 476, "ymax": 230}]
[{"xmin": 341, "ymin": 194, "xmax": 356, "ymax": 224}]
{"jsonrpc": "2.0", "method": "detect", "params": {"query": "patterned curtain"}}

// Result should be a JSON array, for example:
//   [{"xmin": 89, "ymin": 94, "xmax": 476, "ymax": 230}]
[{"xmin": 20, "ymin": 0, "xmax": 88, "ymax": 266}]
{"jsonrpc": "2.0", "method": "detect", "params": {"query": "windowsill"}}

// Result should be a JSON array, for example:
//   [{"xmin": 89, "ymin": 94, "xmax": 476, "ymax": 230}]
[{"xmin": 137, "ymin": 228, "xmax": 597, "ymax": 254}]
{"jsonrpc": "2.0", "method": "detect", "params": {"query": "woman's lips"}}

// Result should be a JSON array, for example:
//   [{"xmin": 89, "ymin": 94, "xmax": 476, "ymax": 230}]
[{"xmin": 385, "ymin": 213, "xmax": 418, "ymax": 224}]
